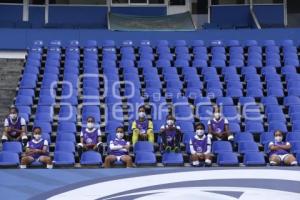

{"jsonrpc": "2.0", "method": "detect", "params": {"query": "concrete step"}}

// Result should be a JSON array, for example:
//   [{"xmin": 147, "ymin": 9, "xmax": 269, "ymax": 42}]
[{"xmin": 0, "ymin": 59, "xmax": 23, "ymax": 123}]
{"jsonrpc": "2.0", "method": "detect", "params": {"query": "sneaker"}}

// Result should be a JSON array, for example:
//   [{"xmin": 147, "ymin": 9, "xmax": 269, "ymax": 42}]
[
  {"xmin": 291, "ymin": 161, "xmax": 298, "ymax": 166},
  {"xmin": 228, "ymin": 135, "xmax": 234, "ymax": 141},
  {"xmin": 165, "ymin": 146, "xmax": 172, "ymax": 153},
  {"xmin": 270, "ymin": 161, "xmax": 278, "ymax": 166},
  {"xmin": 20, "ymin": 165, "xmax": 26, "ymax": 169},
  {"xmin": 173, "ymin": 147, "xmax": 180, "ymax": 153}
]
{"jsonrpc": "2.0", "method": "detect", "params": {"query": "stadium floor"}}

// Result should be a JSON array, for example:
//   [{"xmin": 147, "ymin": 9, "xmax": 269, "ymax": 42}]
[{"xmin": 2, "ymin": 167, "xmax": 300, "ymax": 200}]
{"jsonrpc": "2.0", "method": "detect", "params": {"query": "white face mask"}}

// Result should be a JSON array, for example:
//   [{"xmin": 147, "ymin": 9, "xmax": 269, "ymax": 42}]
[
  {"xmin": 275, "ymin": 136, "xmax": 283, "ymax": 142},
  {"xmin": 138, "ymin": 112, "xmax": 146, "ymax": 118},
  {"xmin": 10, "ymin": 113, "xmax": 17, "ymax": 120},
  {"xmin": 87, "ymin": 122, "xmax": 94, "ymax": 129},
  {"xmin": 214, "ymin": 112, "xmax": 221, "ymax": 119},
  {"xmin": 116, "ymin": 132, "xmax": 124, "ymax": 139},
  {"xmin": 167, "ymin": 120, "xmax": 174, "ymax": 126},
  {"xmin": 34, "ymin": 134, "xmax": 41, "ymax": 140},
  {"xmin": 196, "ymin": 130, "xmax": 205, "ymax": 137}
]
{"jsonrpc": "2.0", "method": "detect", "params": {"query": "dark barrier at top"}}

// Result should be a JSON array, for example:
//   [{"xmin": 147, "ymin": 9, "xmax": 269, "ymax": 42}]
[
  {"xmin": 108, "ymin": 12, "xmax": 195, "ymax": 31},
  {"xmin": 253, "ymin": 4, "xmax": 284, "ymax": 28},
  {"xmin": 210, "ymin": 5, "xmax": 251, "ymax": 28}
]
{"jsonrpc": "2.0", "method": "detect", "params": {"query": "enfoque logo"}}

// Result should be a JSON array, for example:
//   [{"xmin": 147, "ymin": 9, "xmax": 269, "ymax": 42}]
[{"xmin": 42, "ymin": 169, "xmax": 300, "ymax": 200}]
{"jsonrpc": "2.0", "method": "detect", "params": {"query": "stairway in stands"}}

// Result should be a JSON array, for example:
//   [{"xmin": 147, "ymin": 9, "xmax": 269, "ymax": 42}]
[{"xmin": 0, "ymin": 59, "xmax": 24, "ymax": 128}]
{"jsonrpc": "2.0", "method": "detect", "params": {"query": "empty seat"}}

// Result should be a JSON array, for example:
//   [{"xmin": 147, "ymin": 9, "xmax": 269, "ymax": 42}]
[
  {"xmin": 135, "ymin": 152, "xmax": 157, "ymax": 166},
  {"xmin": 217, "ymin": 152, "xmax": 239, "ymax": 166},
  {"xmin": 0, "ymin": 152, "xmax": 20, "ymax": 167},
  {"xmin": 53, "ymin": 152, "xmax": 75, "ymax": 167},
  {"xmin": 162, "ymin": 152, "xmax": 184, "ymax": 166},
  {"xmin": 212, "ymin": 141, "xmax": 233, "ymax": 154},
  {"xmin": 238, "ymin": 141, "xmax": 259, "ymax": 154},
  {"xmin": 80, "ymin": 151, "xmax": 102, "ymax": 166},
  {"xmin": 243, "ymin": 152, "xmax": 266, "ymax": 166},
  {"xmin": 2, "ymin": 142, "xmax": 22, "ymax": 154}
]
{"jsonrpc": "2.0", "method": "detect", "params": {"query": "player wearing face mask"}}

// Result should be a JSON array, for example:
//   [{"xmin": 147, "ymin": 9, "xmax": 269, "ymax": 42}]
[
  {"xmin": 160, "ymin": 115, "xmax": 182, "ymax": 153},
  {"xmin": 208, "ymin": 106, "xmax": 234, "ymax": 142},
  {"xmin": 189, "ymin": 123, "xmax": 213, "ymax": 166},
  {"xmin": 268, "ymin": 130, "xmax": 297, "ymax": 166},
  {"xmin": 104, "ymin": 126, "xmax": 133, "ymax": 168},
  {"xmin": 2, "ymin": 106, "xmax": 28, "ymax": 146},
  {"xmin": 78, "ymin": 116, "xmax": 103, "ymax": 159},
  {"xmin": 131, "ymin": 105, "xmax": 154, "ymax": 145},
  {"xmin": 20, "ymin": 127, "xmax": 52, "ymax": 169}
]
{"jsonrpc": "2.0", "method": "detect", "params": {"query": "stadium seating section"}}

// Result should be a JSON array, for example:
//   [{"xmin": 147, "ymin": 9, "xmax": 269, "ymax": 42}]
[{"xmin": 1, "ymin": 38, "xmax": 300, "ymax": 168}]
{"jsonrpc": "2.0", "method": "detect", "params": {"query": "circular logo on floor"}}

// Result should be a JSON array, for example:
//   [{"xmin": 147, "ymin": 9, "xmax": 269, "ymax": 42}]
[{"xmin": 41, "ymin": 169, "xmax": 300, "ymax": 200}]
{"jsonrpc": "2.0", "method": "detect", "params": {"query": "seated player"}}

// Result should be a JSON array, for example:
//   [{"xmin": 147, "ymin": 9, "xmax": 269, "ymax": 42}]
[
  {"xmin": 131, "ymin": 105, "xmax": 154, "ymax": 145},
  {"xmin": 2, "ymin": 106, "xmax": 28, "ymax": 146},
  {"xmin": 189, "ymin": 123, "xmax": 213, "ymax": 166},
  {"xmin": 104, "ymin": 126, "xmax": 133, "ymax": 168},
  {"xmin": 20, "ymin": 127, "xmax": 52, "ymax": 169},
  {"xmin": 78, "ymin": 116, "xmax": 102, "ymax": 158},
  {"xmin": 268, "ymin": 130, "xmax": 297, "ymax": 166},
  {"xmin": 208, "ymin": 106, "xmax": 234, "ymax": 141},
  {"xmin": 160, "ymin": 115, "xmax": 181, "ymax": 152}
]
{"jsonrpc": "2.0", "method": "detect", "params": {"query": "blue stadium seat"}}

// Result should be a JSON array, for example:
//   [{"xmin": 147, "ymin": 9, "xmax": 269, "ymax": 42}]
[
  {"xmin": 53, "ymin": 151, "xmax": 75, "ymax": 167},
  {"xmin": 291, "ymin": 142, "xmax": 300, "ymax": 154},
  {"xmin": 268, "ymin": 121, "xmax": 287, "ymax": 132},
  {"xmin": 212, "ymin": 141, "xmax": 233, "ymax": 154},
  {"xmin": 260, "ymin": 132, "xmax": 274, "ymax": 145},
  {"xmin": 286, "ymin": 132, "xmax": 300, "ymax": 143},
  {"xmin": 238, "ymin": 141, "xmax": 259, "ymax": 154},
  {"xmin": 135, "ymin": 152, "xmax": 157, "ymax": 166},
  {"xmin": 0, "ymin": 152, "xmax": 20, "ymax": 167},
  {"xmin": 243, "ymin": 152, "xmax": 266, "ymax": 166},
  {"xmin": 234, "ymin": 132, "xmax": 254, "ymax": 144},
  {"xmin": 15, "ymin": 95, "xmax": 33, "ymax": 106},
  {"xmin": 55, "ymin": 141, "xmax": 75, "ymax": 153},
  {"xmin": 33, "ymin": 121, "xmax": 52, "ymax": 134},
  {"xmin": 245, "ymin": 121, "xmax": 264, "ymax": 133},
  {"xmin": 2, "ymin": 142, "xmax": 23, "ymax": 154},
  {"xmin": 217, "ymin": 152, "xmax": 239, "ymax": 166},
  {"xmin": 80, "ymin": 151, "xmax": 102, "ymax": 166},
  {"xmin": 162, "ymin": 152, "xmax": 183, "ymax": 166},
  {"xmin": 56, "ymin": 132, "xmax": 76, "ymax": 143},
  {"xmin": 133, "ymin": 141, "xmax": 154, "ymax": 153},
  {"xmin": 57, "ymin": 122, "xmax": 76, "ymax": 134}
]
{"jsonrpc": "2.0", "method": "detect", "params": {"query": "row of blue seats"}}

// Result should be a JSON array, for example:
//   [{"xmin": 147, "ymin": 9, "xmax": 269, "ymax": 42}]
[
  {"xmin": 1, "ymin": 141, "xmax": 300, "ymax": 167},
  {"xmin": 30, "ymin": 39, "xmax": 300, "ymax": 48}
]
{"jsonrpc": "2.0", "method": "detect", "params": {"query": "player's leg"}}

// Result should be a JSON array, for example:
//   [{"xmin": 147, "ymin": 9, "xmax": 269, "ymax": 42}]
[
  {"xmin": 190, "ymin": 154, "xmax": 200, "ymax": 166},
  {"xmin": 39, "ymin": 155, "xmax": 53, "ymax": 169},
  {"xmin": 104, "ymin": 155, "xmax": 117, "ymax": 168},
  {"xmin": 147, "ymin": 129, "xmax": 154, "ymax": 143},
  {"xmin": 132, "ymin": 129, "xmax": 140, "ymax": 145},
  {"xmin": 269, "ymin": 155, "xmax": 281, "ymax": 166},
  {"xmin": 20, "ymin": 156, "xmax": 34, "ymax": 169},
  {"xmin": 120, "ymin": 155, "xmax": 133, "ymax": 168},
  {"xmin": 283, "ymin": 154, "xmax": 298, "ymax": 166},
  {"xmin": 204, "ymin": 153, "xmax": 213, "ymax": 166}
]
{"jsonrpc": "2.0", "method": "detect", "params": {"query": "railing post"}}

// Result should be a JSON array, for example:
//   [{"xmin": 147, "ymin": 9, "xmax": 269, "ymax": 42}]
[
  {"xmin": 208, "ymin": 0, "xmax": 211, "ymax": 23},
  {"xmin": 283, "ymin": 0, "xmax": 288, "ymax": 27},
  {"xmin": 22, "ymin": 0, "xmax": 29, "ymax": 22},
  {"xmin": 45, "ymin": 0, "xmax": 49, "ymax": 24}
]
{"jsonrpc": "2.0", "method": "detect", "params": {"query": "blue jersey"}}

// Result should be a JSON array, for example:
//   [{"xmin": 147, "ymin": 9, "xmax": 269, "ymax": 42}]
[
  {"xmin": 191, "ymin": 137, "xmax": 208, "ymax": 153},
  {"xmin": 269, "ymin": 141, "xmax": 290, "ymax": 156},
  {"xmin": 81, "ymin": 128, "xmax": 100, "ymax": 145},
  {"xmin": 136, "ymin": 119, "xmax": 149, "ymax": 131},
  {"xmin": 208, "ymin": 117, "xmax": 228, "ymax": 133},
  {"xmin": 27, "ymin": 139, "xmax": 48, "ymax": 159},
  {"xmin": 5, "ymin": 117, "xmax": 22, "ymax": 138},
  {"xmin": 109, "ymin": 138, "xmax": 129, "ymax": 156}
]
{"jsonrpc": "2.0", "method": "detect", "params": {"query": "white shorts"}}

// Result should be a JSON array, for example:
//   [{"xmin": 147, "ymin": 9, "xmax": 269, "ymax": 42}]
[
  {"xmin": 278, "ymin": 154, "xmax": 290, "ymax": 161},
  {"xmin": 116, "ymin": 156, "xmax": 121, "ymax": 162}
]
